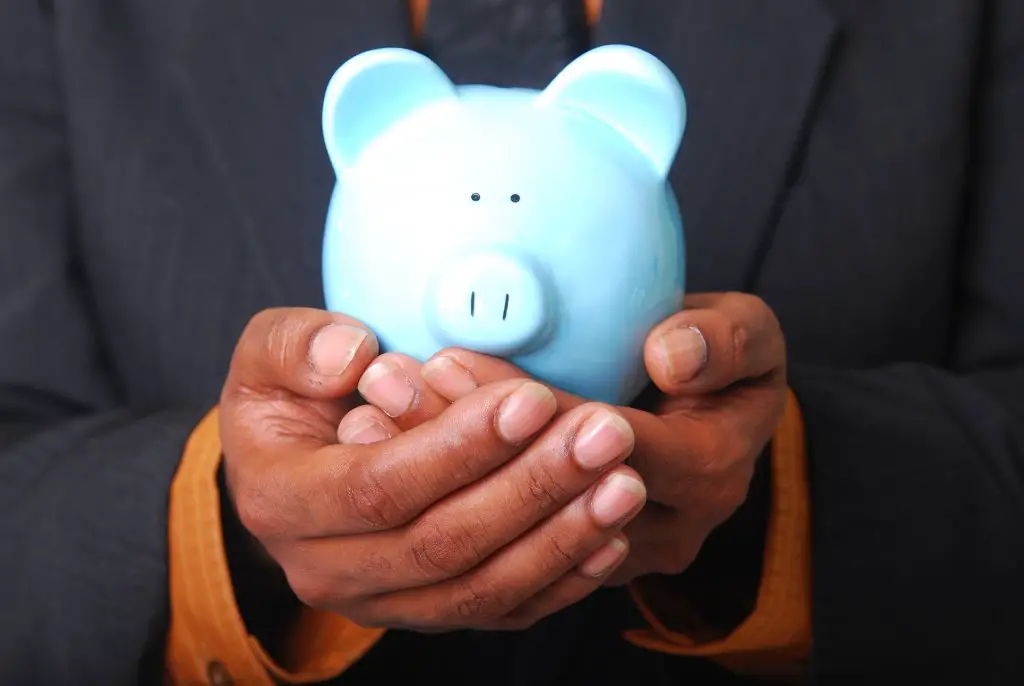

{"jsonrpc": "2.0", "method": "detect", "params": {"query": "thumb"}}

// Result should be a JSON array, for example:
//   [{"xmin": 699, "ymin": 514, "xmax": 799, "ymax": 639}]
[
  {"xmin": 222, "ymin": 307, "xmax": 378, "ymax": 402},
  {"xmin": 220, "ymin": 307, "xmax": 379, "ymax": 451}
]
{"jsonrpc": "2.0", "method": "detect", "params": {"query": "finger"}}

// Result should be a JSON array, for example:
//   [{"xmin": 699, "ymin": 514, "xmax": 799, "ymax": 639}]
[
  {"xmin": 356, "ymin": 352, "xmax": 452, "ymax": 430},
  {"xmin": 422, "ymin": 348, "xmax": 585, "ymax": 413},
  {"xmin": 621, "ymin": 505, "xmax": 710, "ymax": 570},
  {"xmin": 644, "ymin": 292, "xmax": 785, "ymax": 395},
  {"xmin": 223, "ymin": 307, "xmax": 379, "ymax": 401},
  {"xmin": 602, "ymin": 506, "xmax": 685, "ymax": 587},
  {"xmin": 272, "ymin": 379, "xmax": 561, "ymax": 538},
  {"xmin": 358, "ymin": 467, "xmax": 646, "ymax": 629},
  {"xmin": 617, "ymin": 401, "xmax": 769, "ymax": 508},
  {"xmin": 327, "ymin": 402, "xmax": 637, "ymax": 593},
  {"xmin": 489, "ymin": 535, "xmax": 630, "ymax": 630},
  {"xmin": 337, "ymin": 404, "xmax": 400, "ymax": 444}
]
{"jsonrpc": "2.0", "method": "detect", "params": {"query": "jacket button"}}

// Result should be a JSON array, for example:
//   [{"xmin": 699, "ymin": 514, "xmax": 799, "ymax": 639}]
[{"xmin": 206, "ymin": 661, "xmax": 234, "ymax": 686}]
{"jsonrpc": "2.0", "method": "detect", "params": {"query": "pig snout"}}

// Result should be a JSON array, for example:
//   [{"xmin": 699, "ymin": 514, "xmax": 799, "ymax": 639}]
[{"xmin": 426, "ymin": 251, "xmax": 553, "ymax": 356}]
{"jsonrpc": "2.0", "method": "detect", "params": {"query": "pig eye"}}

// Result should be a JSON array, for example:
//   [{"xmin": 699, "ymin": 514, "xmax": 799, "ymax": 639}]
[
  {"xmin": 471, "ymin": 193, "xmax": 481, "ymax": 202},
  {"xmin": 510, "ymin": 194, "xmax": 521, "ymax": 203}
]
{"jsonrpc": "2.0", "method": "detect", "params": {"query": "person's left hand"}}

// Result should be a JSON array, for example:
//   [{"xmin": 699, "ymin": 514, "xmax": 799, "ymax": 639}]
[{"xmin": 339, "ymin": 292, "xmax": 787, "ymax": 587}]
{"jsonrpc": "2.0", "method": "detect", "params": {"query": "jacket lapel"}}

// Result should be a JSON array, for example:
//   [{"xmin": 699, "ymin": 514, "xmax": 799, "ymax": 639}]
[
  {"xmin": 175, "ymin": 0, "xmax": 414, "ymax": 305},
  {"xmin": 594, "ymin": 0, "xmax": 839, "ymax": 293}
]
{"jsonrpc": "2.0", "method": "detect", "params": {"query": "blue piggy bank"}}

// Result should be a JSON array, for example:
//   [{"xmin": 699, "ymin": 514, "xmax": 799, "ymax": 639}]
[{"xmin": 321, "ymin": 45, "xmax": 686, "ymax": 405}]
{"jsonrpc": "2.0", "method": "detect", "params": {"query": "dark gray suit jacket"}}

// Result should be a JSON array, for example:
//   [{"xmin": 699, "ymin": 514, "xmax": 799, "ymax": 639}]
[{"xmin": 1, "ymin": 1, "xmax": 1022, "ymax": 684}]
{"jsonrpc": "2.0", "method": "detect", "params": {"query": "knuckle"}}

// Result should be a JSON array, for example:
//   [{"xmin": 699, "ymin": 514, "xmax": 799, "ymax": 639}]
[
  {"xmin": 354, "ymin": 550, "xmax": 395, "ymax": 575},
  {"xmin": 387, "ymin": 459, "xmax": 431, "ymax": 511},
  {"xmin": 692, "ymin": 429, "xmax": 755, "ymax": 482},
  {"xmin": 448, "ymin": 447, "xmax": 491, "ymax": 486},
  {"xmin": 231, "ymin": 470, "xmax": 288, "ymax": 541},
  {"xmin": 230, "ymin": 308, "xmax": 306, "ymax": 390},
  {"xmin": 543, "ymin": 532, "xmax": 577, "ymax": 569},
  {"xmin": 407, "ymin": 530, "xmax": 454, "ymax": 578},
  {"xmin": 289, "ymin": 571, "xmax": 340, "ymax": 610},
  {"xmin": 233, "ymin": 493, "xmax": 277, "ymax": 541},
  {"xmin": 342, "ymin": 462, "xmax": 404, "ymax": 530},
  {"xmin": 267, "ymin": 314, "xmax": 300, "ymax": 369},
  {"xmin": 517, "ymin": 459, "xmax": 572, "ymax": 515},
  {"xmin": 691, "ymin": 430, "xmax": 730, "ymax": 477},
  {"xmin": 250, "ymin": 308, "xmax": 292, "ymax": 354},
  {"xmin": 407, "ymin": 515, "xmax": 489, "ymax": 579},
  {"xmin": 447, "ymin": 581, "xmax": 508, "ymax": 624},
  {"xmin": 725, "ymin": 317, "xmax": 750, "ymax": 370}
]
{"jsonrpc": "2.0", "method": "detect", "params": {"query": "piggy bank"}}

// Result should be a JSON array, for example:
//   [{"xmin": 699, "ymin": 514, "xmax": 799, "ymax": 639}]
[{"xmin": 321, "ymin": 45, "xmax": 686, "ymax": 405}]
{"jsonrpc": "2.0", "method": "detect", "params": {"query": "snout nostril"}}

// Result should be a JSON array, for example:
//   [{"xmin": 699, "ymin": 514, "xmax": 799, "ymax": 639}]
[{"xmin": 428, "ymin": 253, "xmax": 548, "ymax": 355}]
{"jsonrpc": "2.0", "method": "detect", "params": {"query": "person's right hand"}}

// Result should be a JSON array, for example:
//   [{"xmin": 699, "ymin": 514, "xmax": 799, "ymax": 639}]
[{"xmin": 218, "ymin": 308, "xmax": 647, "ymax": 632}]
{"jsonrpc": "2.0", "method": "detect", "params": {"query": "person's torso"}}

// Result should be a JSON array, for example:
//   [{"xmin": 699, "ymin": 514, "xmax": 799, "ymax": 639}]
[
  {"xmin": 51, "ymin": 0, "xmax": 979, "ymax": 410},
  {"xmin": 37, "ymin": 1, "xmax": 987, "ymax": 683}
]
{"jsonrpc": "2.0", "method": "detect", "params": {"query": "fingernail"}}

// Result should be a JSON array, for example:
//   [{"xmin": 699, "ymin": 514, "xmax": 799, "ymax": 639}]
[
  {"xmin": 421, "ymin": 356, "xmax": 478, "ymax": 398},
  {"xmin": 358, "ymin": 360, "xmax": 416, "ymax": 417},
  {"xmin": 496, "ymin": 382, "xmax": 558, "ymax": 443},
  {"xmin": 579, "ymin": 537, "xmax": 628, "ymax": 578},
  {"xmin": 339, "ymin": 417, "xmax": 392, "ymax": 445},
  {"xmin": 591, "ymin": 474, "xmax": 647, "ymax": 527},
  {"xmin": 309, "ymin": 324, "xmax": 371, "ymax": 376},
  {"xmin": 573, "ymin": 410, "xmax": 635, "ymax": 470},
  {"xmin": 658, "ymin": 326, "xmax": 707, "ymax": 383}
]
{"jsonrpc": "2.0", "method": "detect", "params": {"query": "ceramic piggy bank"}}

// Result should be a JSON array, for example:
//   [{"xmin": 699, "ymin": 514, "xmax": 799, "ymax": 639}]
[{"xmin": 321, "ymin": 45, "xmax": 687, "ymax": 405}]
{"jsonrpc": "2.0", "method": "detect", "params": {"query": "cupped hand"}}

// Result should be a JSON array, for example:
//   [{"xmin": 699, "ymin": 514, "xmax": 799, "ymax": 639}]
[
  {"xmin": 346, "ymin": 292, "xmax": 787, "ymax": 587},
  {"xmin": 219, "ymin": 308, "xmax": 646, "ymax": 632}
]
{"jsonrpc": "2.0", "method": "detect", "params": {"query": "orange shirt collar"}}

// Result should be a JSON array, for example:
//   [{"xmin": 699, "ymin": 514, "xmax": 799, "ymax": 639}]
[{"xmin": 409, "ymin": 0, "xmax": 603, "ymax": 41}]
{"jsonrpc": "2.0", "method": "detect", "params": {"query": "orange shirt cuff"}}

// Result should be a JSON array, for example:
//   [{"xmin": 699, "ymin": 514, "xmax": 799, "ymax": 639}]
[
  {"xmin": 624, "ymin": 389, "xmax": 813, "ymax": 679},
  {"xmin": 165, "ymin": 407, "xmax": 385, "ymax": 686}
]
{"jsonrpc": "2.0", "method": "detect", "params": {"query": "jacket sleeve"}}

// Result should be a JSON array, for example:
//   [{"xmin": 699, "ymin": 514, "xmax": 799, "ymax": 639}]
[
  {"xmin": 166, "ymin": 410, "xmax": 386, "ymax": 686},
  {"xmin": 0, "ymin": 4, "xmax": 204, "ymax": 684},
  {"xmin": 789, "ymin": 3, "xmax": 1024, "ymax": 679},
  {"xmin": 627, "ymin": 3, "xmax": 1024, "ymax": 682}
]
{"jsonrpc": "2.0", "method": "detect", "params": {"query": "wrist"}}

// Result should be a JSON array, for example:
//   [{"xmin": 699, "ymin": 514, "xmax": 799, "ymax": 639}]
[{"xmin": 217, "ymin": 463, "xmax": 301, "ymax": 654}]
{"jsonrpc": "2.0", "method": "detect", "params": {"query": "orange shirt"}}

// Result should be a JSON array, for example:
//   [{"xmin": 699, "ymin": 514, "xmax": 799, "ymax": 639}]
[{"xmin": 165, "ymin": 2, "xmax": 813, "ymax": 684}]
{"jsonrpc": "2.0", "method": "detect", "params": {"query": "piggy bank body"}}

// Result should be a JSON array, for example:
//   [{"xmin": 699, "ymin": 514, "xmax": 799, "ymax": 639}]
[{"xmin": 322, "ymin": 46, "xmax": 686, "ymax": 405}]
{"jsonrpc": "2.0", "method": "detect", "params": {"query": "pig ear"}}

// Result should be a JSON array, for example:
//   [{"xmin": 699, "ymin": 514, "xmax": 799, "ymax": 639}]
[
  {"xmin": 322, "ymin": 48, "xmax": 457, "ymax": 173},
  {"xmin": 537, "ymin": 45, "xmax": 686, "ymax": 178}
]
